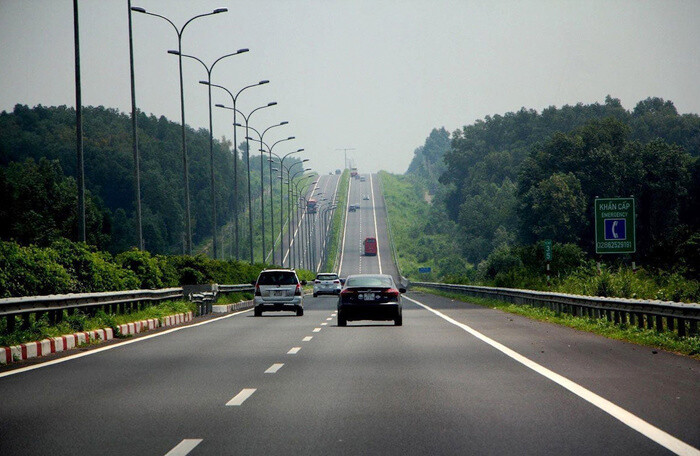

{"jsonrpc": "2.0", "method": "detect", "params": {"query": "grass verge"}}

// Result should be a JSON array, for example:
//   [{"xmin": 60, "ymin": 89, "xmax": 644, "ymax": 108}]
[
  {"xmin": 216, "ymin": 292, "xmax": 253, "ymax": 304},
  {"xmin": 322, "ymin": 170, "xmax": 350, "ymax": 272},
  {"xmin": 414, "ymin": 287, "xmax": 700, "ymax": 359},
  {"xmin": 0, "ymin": 300, "xmax": 196, "ymax": 347}
]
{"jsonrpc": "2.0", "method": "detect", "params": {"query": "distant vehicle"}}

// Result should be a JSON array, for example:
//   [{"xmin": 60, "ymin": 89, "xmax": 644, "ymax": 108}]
[
  {"xmin": 307, "ymin": 198, "xmax": 317, "ymax": 214},
  {"xmin": 363, "ymin": 237, "xmax": 377, "ymax": 256},
  {"xmin": 360, "ymin": 176, "xmax": 366, "ymax": 182},
  {"xmin": 348, "ymin": 205, "xmax": 356, "ymax": 212},
  {"xmin": 363, "ymin": 195, "xmax": 370, "ymax": 200},
  {"xmin": 313, "ymin": 272, "xmax": 342, "ymax": 297},
  {"xmin": 350, "ymin": 167, "xmax": 358, "ymax": 177},
  {"xmin": 335, "ymin": 169, "xmax": 341, "ymax": 175},
  {"xmin": 337, "ymin": 274, "xmax": 406, "ymax": 326},
  {"xmin": 253, "ymin": 269, "xmax": 306, "ymax": 316}
]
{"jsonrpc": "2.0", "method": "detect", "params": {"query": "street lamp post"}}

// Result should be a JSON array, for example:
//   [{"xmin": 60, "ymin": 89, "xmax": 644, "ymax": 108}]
[
  {"xmin": 288, "ymin": 165, "xmax": 311, "ymax": 268},
  {"xmin": 208, "ymin": 80, "xmax": 268, "ymax": 260},
  {"xmin": 131, "ymin": 5, "xmax": 228, "ymax": 254},
  {"xmin": 216, "ymin": 101, "xmax": 277, "ymax": 264},
  {"xmin": 245, "ymin": 125, "xmax": 292, "ymax": 264},
  {"xmin": 275, "ymin": 149, "xmax": 304, "ymax": 266},
  {"xmin": 168, "ymin": 49, "xmax": 248, "ymax": 259},
  {"xmin": 292, "ymin": 176, "xmax": 314, "ymax": 269}
]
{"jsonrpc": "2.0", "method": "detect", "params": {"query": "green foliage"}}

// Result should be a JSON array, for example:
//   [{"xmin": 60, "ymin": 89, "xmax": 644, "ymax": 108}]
[
  {"xmin": 321, "ymin": 170, "xmax": 350, "ymax": 272},
  {"xmin": 0, "ymin": 241, "xmax": 74, "ymax": 297}
]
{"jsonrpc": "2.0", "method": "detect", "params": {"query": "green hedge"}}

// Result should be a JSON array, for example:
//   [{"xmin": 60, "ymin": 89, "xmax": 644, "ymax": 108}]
[{"xmin": 0, "ymin": 239, "xmax": 296, "ymax": 298}]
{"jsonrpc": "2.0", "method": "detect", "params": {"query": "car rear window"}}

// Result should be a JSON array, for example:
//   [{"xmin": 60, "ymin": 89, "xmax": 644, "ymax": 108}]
[
  {"xmin": 257, "ymin": 271, "xmax": 298, "ymax": 285},
  {"xmin": 365, "ymin": 238, "xmax": 376, "ymax": 243},
  {"xmin": 346, "ymin": 276, "xmax": 393, "ymax": 288},
  {"xmin": 316, "ymin": 274, "xmax": 338, "ymax": 280}
]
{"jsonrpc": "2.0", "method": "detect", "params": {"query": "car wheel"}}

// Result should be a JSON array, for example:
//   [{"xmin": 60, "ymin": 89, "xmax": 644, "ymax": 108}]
[
  {"xmin": 338, "ymin": 312, "xmax": 347, "ymax": 327},
  {"xmin": 296, "ymin": 307, "xmax": 304, "ymax": 317},
  {"xmin": 394, "ymin": 315, "xmax": 402, "ymax": 326},
  {"xmin": 313, "ymin": 292, "xmax": 317, "ymax": 298},
  {"xmin": 254, "ymin": 306, "xmax": 262, "ymax": 317}
]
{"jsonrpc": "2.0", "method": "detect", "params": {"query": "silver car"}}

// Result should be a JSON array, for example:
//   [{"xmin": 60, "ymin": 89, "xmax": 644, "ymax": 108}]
[
  {"xmin": 313, "ymin": 273, "xmax": 342, "ymax": 297},
  {"xmin": 253, "ymin": 269, "xmax": 306, "ymax": 316}
]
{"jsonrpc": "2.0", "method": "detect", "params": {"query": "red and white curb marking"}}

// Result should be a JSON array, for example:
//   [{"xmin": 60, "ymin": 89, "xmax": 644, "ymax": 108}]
[{"xmin": 1, "ymin": 312, "xmax": 193, "ymax": 365}]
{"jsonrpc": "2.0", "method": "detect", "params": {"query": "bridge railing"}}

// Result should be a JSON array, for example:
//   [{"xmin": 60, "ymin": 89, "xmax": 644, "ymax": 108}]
[
  {"xmin": 409, "ymin": 281, "xmax": 700, "ymax": 337},
  {"xmin": 0, "ymin": 284, "xmax": 255, "ymax": 332}
]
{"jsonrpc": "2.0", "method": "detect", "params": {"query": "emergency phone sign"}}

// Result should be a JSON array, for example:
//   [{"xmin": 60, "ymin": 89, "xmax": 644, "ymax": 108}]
[{"xmin": 595, "ymin": 198, "xmax": 635, "ymax": 254}]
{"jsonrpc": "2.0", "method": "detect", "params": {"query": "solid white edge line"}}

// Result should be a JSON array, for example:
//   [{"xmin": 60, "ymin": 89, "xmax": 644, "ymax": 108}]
[
  {"xmin": 0, "ymin": 308, "xmax": 254, "ymax": 379},
  {"xmin": 287, "ymin": 347, "xmax": 301, "ymax": 354},
  {"xmin": 265, "ymin": 363, "xmax": 284, "ymax": 374},
  {"xmin": 403, "ymin": 295, "xmax": 700, "ymax": 456},
  {"xmin": 164, "ymin": 439, "xmax": 203, "ymax": 456},
  {"xmin": 226, "ymin": 388, "xmax": 257, "ymax": 406},
  {"xmin": 369, "ymin": 173, "xmax": 382, "ymax": 274}
]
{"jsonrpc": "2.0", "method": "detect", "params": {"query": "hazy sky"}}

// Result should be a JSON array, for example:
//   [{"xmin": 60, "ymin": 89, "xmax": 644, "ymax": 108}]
[{"xmin": 1, "ymin": 1, "xmax": 699, "ymax": 174}]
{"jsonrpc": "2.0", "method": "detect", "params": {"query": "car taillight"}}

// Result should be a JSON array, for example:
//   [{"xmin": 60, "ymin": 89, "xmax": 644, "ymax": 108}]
[
  {"xmin": 295, "ymin": 283, "xmax": 302, "ymax": 296},
  {"xmin": 315, "ymin": 280, "xmax": 320, "ymax": 284},
  {"xmin": 340, "ymin": 289, "xmax": 356, "ymax": 296},
  {"xmin": 254, "ymin": 284, "xmax": 261, "ymax": 296},
  {"xmin": 333, "ymin": 280, "xmax": 340, "ymax": 284},
  {"xmin": 385, "ymin": 288, "xmax": 400, "ymax": 299}
]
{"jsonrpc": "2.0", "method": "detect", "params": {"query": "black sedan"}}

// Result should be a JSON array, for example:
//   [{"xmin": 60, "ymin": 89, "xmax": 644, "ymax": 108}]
[{"xmin": 337, "ymin": 274, "xmax": 406, "ymax": 326}]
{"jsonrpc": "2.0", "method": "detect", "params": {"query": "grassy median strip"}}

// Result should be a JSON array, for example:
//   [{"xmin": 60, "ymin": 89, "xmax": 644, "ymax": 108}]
[
  {"xmin": 413, "ymin": 287, "xmax": 700, "ymax": 358},
  {"xmin": 0, "ymin": 300, "xmax": 196, "ymax": 347}
]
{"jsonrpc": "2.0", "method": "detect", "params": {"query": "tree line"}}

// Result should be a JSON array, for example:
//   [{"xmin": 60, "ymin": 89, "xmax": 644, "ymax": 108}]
[
  {"xmin": 0, "ymin": 104, "xmax": 302, "ymax": 255},
  {"xmin": 405, "ymin": 96, "xmax": 700, "ymax": 279}
]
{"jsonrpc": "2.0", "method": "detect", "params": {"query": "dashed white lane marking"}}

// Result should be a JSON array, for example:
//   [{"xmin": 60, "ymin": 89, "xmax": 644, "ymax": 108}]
[
  {"xmin": 321, "ymin": 323, "xmax": 328, "ymax": 326},
  {"xmin": 265, "ymin": 363, "xmax": 284, "ymax": 374},
  {"xmin": 326, "ymin": 317, "xmax": 333, "ymax": 321},
  {"xmin": 302, "ymin": 336, "xmax": 313, "ymax": 342},
  {"xmin": 165, "ymin": 439, "xmax": 203, "ymax": 456},
  {"xmin": 403, "ymin": 295, "xmax": 700, "ymax": 456},
  {"xmin": 226, "ymin": 388, "xmax": 256, "ymax": 406},
  {"xmin": 288, "ymin": 347, "xmax": 301, "ymax": 354},
  {"xmin": 313, "ymin": 327, "xmax": 322, "ymax": 332}
]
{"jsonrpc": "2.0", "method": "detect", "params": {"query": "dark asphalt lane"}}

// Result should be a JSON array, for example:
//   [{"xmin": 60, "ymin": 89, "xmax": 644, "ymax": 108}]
[{"xmin": 1, "ymin": 171, "xmax": 698, "ymax": 455}]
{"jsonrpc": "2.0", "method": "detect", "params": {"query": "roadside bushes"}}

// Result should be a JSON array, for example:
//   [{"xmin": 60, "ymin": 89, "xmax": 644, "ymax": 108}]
[{"xmin": 0, "ymin": 239, "xmax": 284, "ymax": 298}]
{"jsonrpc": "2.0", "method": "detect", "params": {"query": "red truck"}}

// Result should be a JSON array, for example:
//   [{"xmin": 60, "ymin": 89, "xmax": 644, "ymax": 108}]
[
  {"xmin": 307, "ymin": 198, "xmax": 317, "ymax": 214},
  {"xmin": 363, "ymin": 237, "xmax": 377, "ymax": 256}
]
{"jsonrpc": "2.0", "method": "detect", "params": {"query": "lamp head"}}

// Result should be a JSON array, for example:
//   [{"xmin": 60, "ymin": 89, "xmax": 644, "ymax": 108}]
[
  {"xmin": 131, "ymin": 7, "xmax": 146, "ymax": 13},
  {"xmin": 213, "ymin": 8, "xmax": 228, "ymax": 14}
]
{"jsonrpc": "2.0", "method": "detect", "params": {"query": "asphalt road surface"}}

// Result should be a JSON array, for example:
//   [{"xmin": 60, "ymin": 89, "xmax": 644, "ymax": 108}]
[{"xmin": 1, "ymin": 173, "xmax": 698, "ymax": 455}]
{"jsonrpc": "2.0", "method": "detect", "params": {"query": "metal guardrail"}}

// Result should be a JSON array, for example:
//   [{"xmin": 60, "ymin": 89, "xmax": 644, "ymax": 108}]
[
  {"xmin": 410, "ymin": 281, "xmax": 700, "ymax": 337},
  {"xmin": 1, "ymin": 284, "xmax": 255, "ymax": 332}
]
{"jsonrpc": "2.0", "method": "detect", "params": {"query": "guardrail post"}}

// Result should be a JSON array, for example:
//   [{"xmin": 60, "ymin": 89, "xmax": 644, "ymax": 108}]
[
  {"xmin": 655, "ymin": 315, "xmax": 663, "ymax": 332},
  {"xmin": 7, "ymin": 315, "xmax": 16, "ymax": 332},
  {"xmin": 667, "ymin": 316, "xmax": 674, "ymax": 332},
  {"xmin": 689, "ymin": 320, "xmax": 697, "ymax": 336},
  {"xmin": 677, "ymin": 318, "xmax": 686, "ymax": 337}
]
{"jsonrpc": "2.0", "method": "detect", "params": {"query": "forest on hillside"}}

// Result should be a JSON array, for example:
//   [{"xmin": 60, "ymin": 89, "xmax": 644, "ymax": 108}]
[
  {"xmin": 404, "ymin": 96, "xmax": 700, "ymax": 278},
  {"xmin": 0, "ymin": 104, "xmax": 304, "ymax": 255}
]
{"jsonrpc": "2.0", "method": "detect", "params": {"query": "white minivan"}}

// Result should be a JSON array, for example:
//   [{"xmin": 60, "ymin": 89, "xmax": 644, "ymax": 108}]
[{"xmin": 253, "ymin": 269, "xmax": 306, "ymax": 316}]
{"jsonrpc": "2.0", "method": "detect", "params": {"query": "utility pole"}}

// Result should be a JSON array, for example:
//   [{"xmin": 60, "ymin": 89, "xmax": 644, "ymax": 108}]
[{"xmin": 335, "ymin": 147, "xmax": 355, "ymax": 169}]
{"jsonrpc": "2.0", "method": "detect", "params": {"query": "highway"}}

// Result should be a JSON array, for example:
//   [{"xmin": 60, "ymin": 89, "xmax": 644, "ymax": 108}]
[{"xmin": 1, "ymin": 173, "xmax": 698, "ymax": 455}]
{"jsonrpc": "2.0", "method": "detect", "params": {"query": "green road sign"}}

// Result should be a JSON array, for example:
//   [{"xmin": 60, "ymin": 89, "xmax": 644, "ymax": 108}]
[
  {"xmin": 595, "ymin": 197, "xmax": 635, "ymax": 254},
  {"xmin": 544, "ymin": 240, "xmax": 552, "ymax": 261}
]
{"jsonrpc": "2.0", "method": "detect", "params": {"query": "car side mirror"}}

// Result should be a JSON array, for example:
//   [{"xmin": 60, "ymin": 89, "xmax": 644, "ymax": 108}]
[
  {"xmin": 399, "ymin": 287, "xmax": 407, "ymax": 294},
  {"xmin": 340, "ymin": 278, "xmax": 346, "ymax": 285},
  {"xmin": 301, "ymin": 280, "xmax": 307, "ymax": 286}
]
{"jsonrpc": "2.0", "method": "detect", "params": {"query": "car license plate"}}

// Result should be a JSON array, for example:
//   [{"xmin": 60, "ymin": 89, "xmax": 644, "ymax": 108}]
[
  {"xmin": 273, "ymin": 290, "xmax": 285, "ymax": 297},
  {"xmin": 361, "ymin": 293, "xmax": 375, "ymax": 301}
]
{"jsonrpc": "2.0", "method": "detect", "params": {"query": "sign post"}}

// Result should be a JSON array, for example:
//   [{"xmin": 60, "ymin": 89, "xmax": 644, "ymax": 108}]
[
  {"xmin": 595, "ymin": 197, "xmax": 636, "ymax": 254},
  {"xmin": 543, "ymin": 240, "xmax": 552, "ymax": 287}
]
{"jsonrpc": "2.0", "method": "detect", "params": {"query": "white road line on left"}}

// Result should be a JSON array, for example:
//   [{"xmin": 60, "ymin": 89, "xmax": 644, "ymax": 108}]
[
  {"xmin": 403, "ymin": 295, "xmax": 700, "ymax": 456},
  {"xmin": 165, "ymin": 439, "xmax": 202, "ymax": 456},
  {"xmin": 313, "ymin": 327, "xmax": 322, "ymax": 332},
  {"xmin": 303, "ymin": 336, "xmax": 313, "ymax": 341},
  {"xmin": 226, "ymin": 388, "xmax": 256, "ymax": 406},
  {"xmin": 321, "ymin": 322, "xmax": 328, "ymax": 326},
  {"xmin": 288, "ymin": 347, "xmax": 301, "ymax": 354},
  {"xmin": 0, "ymin": 308, "xmax": 254, "ymax": 379}
]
